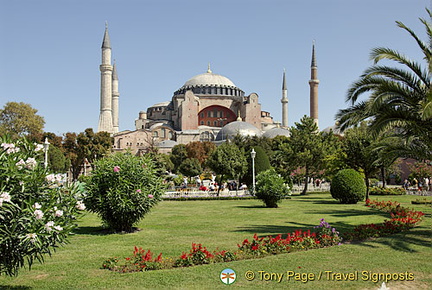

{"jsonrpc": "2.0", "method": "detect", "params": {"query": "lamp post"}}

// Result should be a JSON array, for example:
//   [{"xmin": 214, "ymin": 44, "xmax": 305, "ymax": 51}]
[
  {"xmin": 251, "ymin": 148, "xmax": 256, "ymax": 194},
  {"xmin": 43, "ymin": 137, "xmax": 50, "ymax": 169}
]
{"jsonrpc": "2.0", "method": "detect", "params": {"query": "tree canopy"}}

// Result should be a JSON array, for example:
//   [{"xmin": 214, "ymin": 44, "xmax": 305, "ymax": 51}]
[
  {"xmin": 0, "ymin": 102, "xmax": 45, "ymax": 138},
  {"xmin": 336, "ymin": 9, "xmax": 432, "ymax": 161}
]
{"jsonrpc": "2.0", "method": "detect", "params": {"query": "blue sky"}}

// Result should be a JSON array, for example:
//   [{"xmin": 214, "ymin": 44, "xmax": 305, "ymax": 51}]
[{"xmin": 0, "ymin": 0, "xmax": 429, "ymax": 135}]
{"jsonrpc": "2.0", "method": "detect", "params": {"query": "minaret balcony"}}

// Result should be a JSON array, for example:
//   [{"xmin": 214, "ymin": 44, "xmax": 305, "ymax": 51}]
[{"xmin": 100, "ymin": 64, "xmax": 113, "ymax": 71}]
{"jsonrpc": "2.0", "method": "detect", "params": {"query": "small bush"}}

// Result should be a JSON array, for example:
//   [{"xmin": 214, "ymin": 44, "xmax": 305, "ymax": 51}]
[
  {"xmin": 330, "ymin": 169, "xmax": 366, "ymax": 204},
  {"xmin": 255, "ymin": 168, "xmax": 290, "ymax": 208},
  {"xmin": 85, "ymin": 153, "xmax": 165, "ymax": 232},
  {"xmin": 369, "ymin": 186, "xmax": 405, "ymax": 196}
]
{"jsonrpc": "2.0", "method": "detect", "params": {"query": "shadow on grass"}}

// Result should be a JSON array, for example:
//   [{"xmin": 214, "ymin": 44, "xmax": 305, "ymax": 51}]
[
  {"xmin": 304, "ymin": 209, "xmax": 390, "ymax": 219},
  {"xmin": 235, "ymin": 205, "xmax": 267, "ymax": 209},
  {"xmin": 0, "ymin": 286, "xmax": 32, "ymax": 290},
  {"xmin": 234, "ymin": 221, "xmax": 322, "ymax": 236},
  {"xmin": 353, "ymin": 227, "xmax": 432, "ymax": 253},
  {"xmin": 73, "ymin": 226, "xmax": 111, "ymax": 235}
]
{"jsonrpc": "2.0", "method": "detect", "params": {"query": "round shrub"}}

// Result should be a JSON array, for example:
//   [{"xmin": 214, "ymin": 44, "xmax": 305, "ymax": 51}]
[
  {"xmin": 85, "ymin": 153, "xmax": 165, "ymax": 232},
  {"xmin": 330, "ymin": 169, "xmax": 366, "ymax": 204},
  {"xmin": 0, "ymin": 136, "xmax": 85, "ymax": 276},
  {"xmin": 255, "ymin": 168, "xmax": 290, "ymax": 208}
]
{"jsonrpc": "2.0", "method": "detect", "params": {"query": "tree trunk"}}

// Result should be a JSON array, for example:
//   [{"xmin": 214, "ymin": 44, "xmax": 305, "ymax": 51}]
[
  {"xmin": 301, "ymin": 169, "xmax": 309, "ymax": 195},
  {"xmin": 365, "ymin": 174, "xmax": 370, "ymax": 202},
  {"xmin": 216, "ymin": 174, "xmax": 224, "ymax": 197},
  {"xmin": 380, "ymin": 166, "xmax": 386, "ymax": 188}
]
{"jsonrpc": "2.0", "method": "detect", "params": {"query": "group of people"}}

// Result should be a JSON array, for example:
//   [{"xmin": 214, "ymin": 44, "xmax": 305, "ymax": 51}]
[{"xmin": 403, "ymin": 177, "xmax": 431, "ymax": 191}]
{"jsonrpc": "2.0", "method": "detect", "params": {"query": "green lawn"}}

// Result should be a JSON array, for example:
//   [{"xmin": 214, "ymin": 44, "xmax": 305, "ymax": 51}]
[{"xmin": 0, "ymin": 193, "xmax": 431, "ymax": 289}]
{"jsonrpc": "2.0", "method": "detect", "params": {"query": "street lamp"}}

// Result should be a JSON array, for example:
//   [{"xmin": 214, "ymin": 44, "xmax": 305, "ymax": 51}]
[
  {"xmin": 43, "ymin": 137, "xmax": 50, "ymax": 169},
  {"xmin": 251, "ymin": 148, "xmax": 256, "ymax": 194}
]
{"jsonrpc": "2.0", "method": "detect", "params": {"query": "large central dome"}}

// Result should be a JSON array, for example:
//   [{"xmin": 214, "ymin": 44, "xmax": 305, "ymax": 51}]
[
  {"xmin": 173, "ymin": 65, "xmax": 244, "ymax": 97},
  {"xmin": 183, "ymin": 71, "xmax": 236, "ymax": 88}
]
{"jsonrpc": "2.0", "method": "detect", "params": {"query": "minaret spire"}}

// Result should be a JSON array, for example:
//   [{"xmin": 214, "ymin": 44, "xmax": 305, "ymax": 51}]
[
  {"xmin": 98, "ymin": 24, "xmax": 114, "ymax": 134},
  {"xmin": 311, "ymin": 40, "xmax": 317, "ymax": 67},
  {"xmin": 102, "ymin": 22, "xmax": 111, "ymax": 49},
  {"xmin": 281, "ymin": 68, "xmax": 289, "ymax": 128},
  {"xmin": 309, "ymin": 41, "xmax": 320, "ymax": 128},
  {"xmin": 207, "ymin": 63, "xmax": 212, "ymax": 73}
]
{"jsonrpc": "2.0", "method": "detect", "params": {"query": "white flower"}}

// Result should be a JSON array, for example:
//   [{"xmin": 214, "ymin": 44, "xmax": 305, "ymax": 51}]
[
  {"xmin": 45, "ymin": 221, "xmax": 55, "ymax": 232},
  {"xmin": 25, "ymin": 157, "xmax": 37, "ymax": 170},
  {"xmin": 0, "ymin": 199, "xmax": 3, "ymax": 207},
  {"xmin": 35, "ymin": 144, "xmax": 44, "ymax": 152},
  {"xmin": 53, "ymin": 225, "xmax": 63, "ymax": 231},
  {"xmin": 7, "ymin": 147, "xmax": 20, "ymax": 154},
  {"xmin": 26, "ymin": 233, "xmax": 37, "ymax": 243},
  {"xmin": 76, "ymin": 201, "xmax": 86, "ymax": 210},
  {"xmin": 16, "ymin": 159, "xmax": 26, "ymax": 169},
  {"xmin": 0, "ymin": 192, "xmax": 11, "ymax": 203},
  {"xmin": 55, "ymin": 210, "xmax": 63, "ymax": 217},
  {"xmin": 33, "ymin": 202, "xmax": 42, "ymax": 209},
  {"xmin": 34, "ymin": 210, "xmax": 44, "ymax": 219},
  {"xmin": 2, "ymin": 143, "xmax": 20, "ymax": 154},
  {"xmin": 46, "ymin": 174, "xmax": 55, "ymax": 183}
]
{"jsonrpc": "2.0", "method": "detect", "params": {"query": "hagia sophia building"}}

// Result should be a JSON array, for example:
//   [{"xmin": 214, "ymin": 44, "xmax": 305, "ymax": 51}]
[{"xmin": 97, "ymin": 25, "xmax": 321, "ymax": 154}]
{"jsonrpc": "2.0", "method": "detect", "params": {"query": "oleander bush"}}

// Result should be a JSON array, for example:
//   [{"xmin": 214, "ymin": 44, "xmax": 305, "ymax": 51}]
[
  {"xmin": 0, "ymin": 136, "xmax": 86, "ymax": 276},
  {"xmin": 84, "ymin": 153, "xmax": 165, "ymax": 232},
  {"xmin": 255, "ymin": 168, "xmax": 290, "ymax": 208},
  {"xmin": 331, "ymin": 169, "xmax": 366, "ymax": 204}
]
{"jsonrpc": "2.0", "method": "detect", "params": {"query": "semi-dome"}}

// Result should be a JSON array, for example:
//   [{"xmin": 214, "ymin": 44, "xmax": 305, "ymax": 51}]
[
  {"xmin": 215, "ymin": 121, "xmax": 262, "ymax": 141},
  {"xmin": 157, "ymin": 139, "xmax": 178, "ymax": 148},
  {"xmin": 263, "ymin": 127, "xmax": 290, "ymax": 138}
]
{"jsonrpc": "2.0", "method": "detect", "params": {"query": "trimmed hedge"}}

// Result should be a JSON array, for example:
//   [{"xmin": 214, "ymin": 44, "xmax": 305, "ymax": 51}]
[{"xmin": 369, "ymin": 186, "xmax": 406, "ymax": 196}]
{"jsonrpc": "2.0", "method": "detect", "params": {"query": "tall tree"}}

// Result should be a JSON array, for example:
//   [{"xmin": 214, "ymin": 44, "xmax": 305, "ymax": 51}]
[
  {"xmin": 206, "ymin": 142, "xmax": 247, "ymax": 195},
  {"xmin": 0, "ymin": 102, "xmax": 45, "ymax": 138},
  {"xmin": 185, "ymin": 141, "xmax": 216, "ymax": 165},
  {"xmin": 341, "ymin": 123, "xmax": 381, "ymax": 200},
  {"xmin": 77, "ymin": 128, "xmax": 112, "ymax": 168},
  {"xmin": 178, "ymin": 158, "xmax": 202, "ymax": 178},
  {"xmin": 275, "ymin": 116, "xmax": 339, "ymax": 195},
  {"xmin": 336, "ymin": 9, "xmax": 432, "ymax": 161},
  {"xmin": 170, "ymin": 144, "xmax": 188, "ymax": 173},
  {"xmin": 63, "ymin": 132, "xmax": 84, "ymax": 180}
]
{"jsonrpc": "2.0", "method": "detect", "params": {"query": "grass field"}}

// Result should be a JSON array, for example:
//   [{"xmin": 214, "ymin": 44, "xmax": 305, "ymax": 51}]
[{"xmin": 0, "ymin": 193, "xmax": 431, "ymax": 289}]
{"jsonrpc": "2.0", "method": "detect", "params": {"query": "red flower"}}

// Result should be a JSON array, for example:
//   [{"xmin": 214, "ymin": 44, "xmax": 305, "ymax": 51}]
[{"xmin": 251, "ymin": 244, "xmax": 259, "ymax": 251}]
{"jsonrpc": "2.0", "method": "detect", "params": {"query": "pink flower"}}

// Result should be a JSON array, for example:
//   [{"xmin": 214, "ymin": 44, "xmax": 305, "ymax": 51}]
[
  {"xmin": 113, "ymin": 166, "xmax": 120, "ymax": 172},
  {"xmin": 136, "ymin": 189, "xmax": 141, "ymax": 193},
  {"xmin": 148, "ymin": 194, "xmax": 154, "ymax": 199}
]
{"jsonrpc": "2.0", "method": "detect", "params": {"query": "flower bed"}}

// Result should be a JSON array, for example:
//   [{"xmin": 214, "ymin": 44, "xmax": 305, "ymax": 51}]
[
  {"xmin": 102, "ymin": 219, "xmax": 342, "ymax": 272},
  {"xmin": 101, "ymin": 199, "xmax": 425, "ymax": 273},
  {"xmin": 343, "ymin": 199, "xmax": 425, "ymax": 241}
]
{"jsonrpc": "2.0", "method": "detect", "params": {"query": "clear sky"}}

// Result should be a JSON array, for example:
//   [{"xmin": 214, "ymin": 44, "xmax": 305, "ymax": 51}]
[{"xmin": 0, "ymin": 0, "xmax": 429, "ymax": 135}]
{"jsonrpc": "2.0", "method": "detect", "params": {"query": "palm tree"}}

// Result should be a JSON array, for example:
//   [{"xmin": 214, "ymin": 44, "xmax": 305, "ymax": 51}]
[{"xmin": 336, "ymin": 9, "xmax": 432, "ymax": 160}]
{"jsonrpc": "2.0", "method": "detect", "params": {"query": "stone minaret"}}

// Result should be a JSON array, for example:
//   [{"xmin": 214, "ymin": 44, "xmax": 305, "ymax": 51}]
[
  {"xmin": 281, "ymin": 69, "xmax": 288, "ymax": 128},
  {"xmin": 309, "ymin": 42, "xmax": 319, "ymax": 127},
  {"xmin": 112, "ymin": 61, "xmax": 119, "ymax": 133},
  {"xmin": 97, "ymin": 24, "xmax": 114, "ymax": 134}
]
